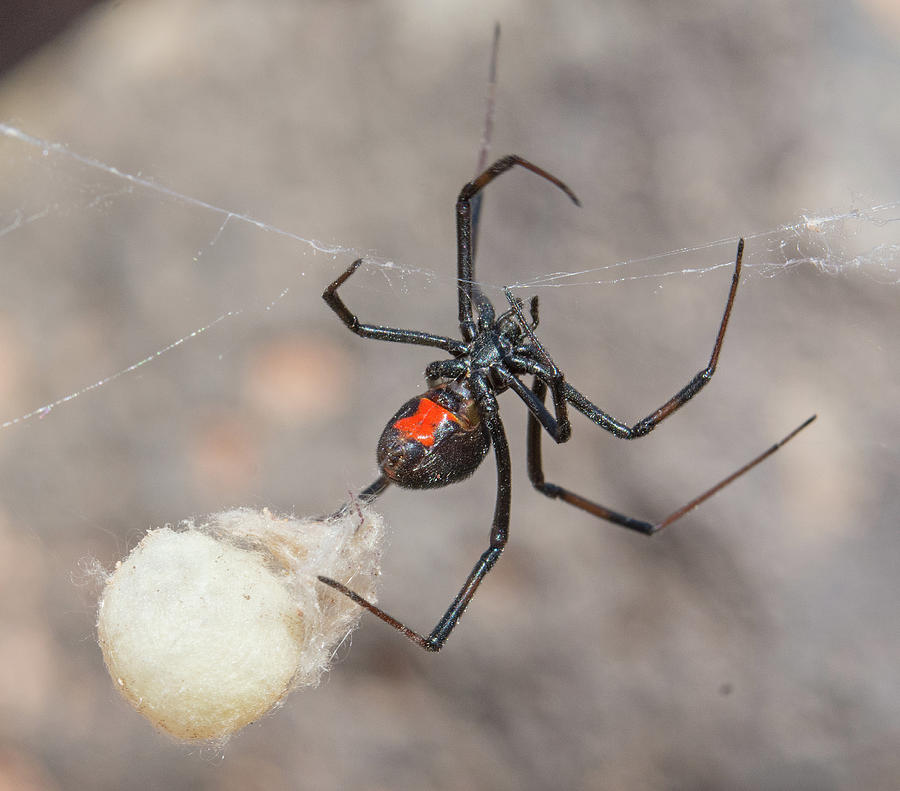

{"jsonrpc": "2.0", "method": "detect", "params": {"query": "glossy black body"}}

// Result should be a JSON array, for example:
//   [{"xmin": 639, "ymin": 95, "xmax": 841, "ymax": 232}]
[
  {"xmin": 377, "ymin": 383, "xmax": 489, "ymax": 489},
  {"xmin": 317, "ymin": 155, "xmax": 815, "ymax": 652}
]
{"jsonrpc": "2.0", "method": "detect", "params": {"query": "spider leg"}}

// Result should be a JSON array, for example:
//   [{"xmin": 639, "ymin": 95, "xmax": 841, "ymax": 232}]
[
  {"xmin": 462, "ymin": 24, "xmax": 502, "ymax": 336},
  {"xmin": 503, "ymin": 289, "xmax": 571, "ymax": 440},
  {"xmin": 325, "ymin": 473, "xmax": 390, "ymax": 524},
  {"xmin": 528, "ymin": 295, "xmax": 540, "ymax": 329},
  {"xmin": 425, "ymin": 357, "xmax": 468, "ymax": 385},
  {"xmin": 531, "ymin": 239, "xmax": 747, "ymax": 441},
  {"xmin": 457, "ymin": 156, "xmax": 580, "ymax": 343},
  {"xmin": 505, "ymin": 364, "xmax": 571, "ymax": 442},
  {"xmin": 318, "ymin": 389, "xmax": 511, "ymax": 651},
  {"xmin": 358, "ymin": 474, "xmax": 391, "ymax": 502},
  {"xmin": 469, "ymin": 22, "xmax": 500, "ymax": 262},
  {"xmin": 627, "ymin": 239, "xmax": 744, "ymax": 438},
  {"xmin": 527, "ymin": 375, "xmax": 816, "ymax": 534},
  {"xmin": 324, "ymin": 259, "xmax": 467, "ymax": 354}
]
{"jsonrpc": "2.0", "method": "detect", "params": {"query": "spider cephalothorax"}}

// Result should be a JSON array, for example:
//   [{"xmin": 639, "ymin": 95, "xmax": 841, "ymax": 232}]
[
  {"xmin": 317, "ymin": 155, "xmax": 815, "ymax": 652},
  {"xmin": 377, "ymin": 295, "xmax": 547, "ymax": 489}
]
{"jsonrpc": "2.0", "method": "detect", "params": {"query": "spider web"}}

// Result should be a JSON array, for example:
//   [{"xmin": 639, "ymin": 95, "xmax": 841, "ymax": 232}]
[
  {"xmin": 2, "ymin": 121, "xmax": 898, "ymax": 433},
  {"xmin": 3, "ymin": 0, "xmax": 900, "ymax": 785}
]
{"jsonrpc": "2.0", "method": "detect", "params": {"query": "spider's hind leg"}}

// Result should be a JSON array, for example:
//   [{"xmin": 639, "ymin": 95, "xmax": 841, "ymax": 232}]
[
  {"xmin": 319, "ymin": 395, "xmax": 514, "ymax": 652},
  {"xmin": 527, "ymin": 376, "xmax": 816, "ymax": 535},
  {"xmin": 358, "ymin": 475, "xmax": 390, "ymax": 503}
]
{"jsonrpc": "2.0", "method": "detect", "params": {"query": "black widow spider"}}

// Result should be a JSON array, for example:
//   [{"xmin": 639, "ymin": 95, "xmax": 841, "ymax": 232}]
[{"xmin": 317, "ymin": 154, "xmax": 816, "ymax": 652}]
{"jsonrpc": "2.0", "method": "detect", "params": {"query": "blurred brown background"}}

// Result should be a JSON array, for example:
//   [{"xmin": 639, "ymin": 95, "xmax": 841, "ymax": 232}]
[{"xmin": 0, "ymin": 1, "xmax": 898, "ymax": 789}]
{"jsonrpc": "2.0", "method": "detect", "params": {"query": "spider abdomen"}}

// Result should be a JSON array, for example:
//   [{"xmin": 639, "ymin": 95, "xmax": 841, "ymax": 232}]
[{"xmin": 377, "ymin": 384, "xmax": 490, "ymax": 489}]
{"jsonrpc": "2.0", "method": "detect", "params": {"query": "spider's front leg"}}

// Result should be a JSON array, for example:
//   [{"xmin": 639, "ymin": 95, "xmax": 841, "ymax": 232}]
[
  {"xmin": 323, "ymin": 259, "xmax": 466, "ymax": 354},
  {"xmin": 456, "ymin": 156, "xmax": 580, "ymax": 342}
]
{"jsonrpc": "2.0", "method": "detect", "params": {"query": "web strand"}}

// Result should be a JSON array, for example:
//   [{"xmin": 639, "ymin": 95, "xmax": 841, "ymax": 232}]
[{"xmin": 1, "ymin": 123, "xmax": 898, "ymax": 431}]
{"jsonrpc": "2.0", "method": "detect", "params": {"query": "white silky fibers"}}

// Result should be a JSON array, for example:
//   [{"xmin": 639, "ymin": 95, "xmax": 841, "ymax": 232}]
[{"xmin": 96, "ymin": 505, "xmax": 383, "ymax": 741}]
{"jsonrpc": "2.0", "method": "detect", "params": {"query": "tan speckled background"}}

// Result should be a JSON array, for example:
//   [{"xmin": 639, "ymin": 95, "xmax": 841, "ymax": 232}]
[{"xmin": 1, "ymin": 1, "xmax": 898, "ymax": 789}]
